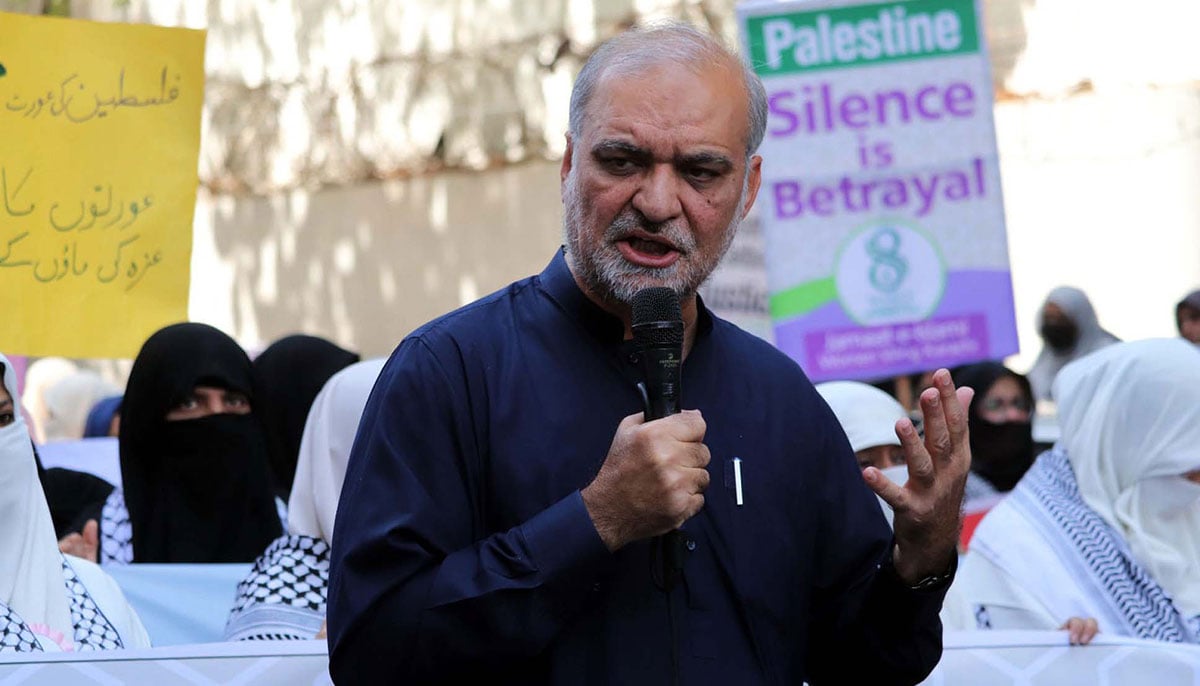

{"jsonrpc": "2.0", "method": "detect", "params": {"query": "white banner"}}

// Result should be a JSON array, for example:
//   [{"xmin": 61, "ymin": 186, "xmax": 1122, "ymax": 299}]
[{"xmin": 1, "ymin": 632, "xmax": 1198, "ymax": 684}]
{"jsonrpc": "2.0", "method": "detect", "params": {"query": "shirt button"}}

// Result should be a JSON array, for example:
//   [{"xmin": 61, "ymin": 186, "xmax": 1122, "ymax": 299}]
[{"xmin": 685, "ymin": 538, "xmax": 696, "ymax": 552}]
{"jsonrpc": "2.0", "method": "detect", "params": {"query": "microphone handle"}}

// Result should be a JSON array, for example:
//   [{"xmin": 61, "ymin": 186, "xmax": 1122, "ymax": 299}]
[{"xmin": 637, "ymin": 381, "xmax": 686, "ymax": 593}]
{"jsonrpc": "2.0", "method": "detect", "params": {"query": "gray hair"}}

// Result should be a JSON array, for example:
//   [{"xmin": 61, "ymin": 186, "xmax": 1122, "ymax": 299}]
[{"xmin": 567, "ymin": 22, "xmax": 769, "ymax": 161}]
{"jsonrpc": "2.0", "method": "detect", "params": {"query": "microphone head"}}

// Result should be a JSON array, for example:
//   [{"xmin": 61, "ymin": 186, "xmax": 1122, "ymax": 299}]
[{"xmin": 631, "ymin": 287, "xmax": 683, "ymax": 347}]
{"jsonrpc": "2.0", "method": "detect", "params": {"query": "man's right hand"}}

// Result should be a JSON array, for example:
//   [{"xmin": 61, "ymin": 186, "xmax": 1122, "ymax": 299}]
[{"xmin": 581, "ymin": 409, "xmax": 710, "ymax": 551}]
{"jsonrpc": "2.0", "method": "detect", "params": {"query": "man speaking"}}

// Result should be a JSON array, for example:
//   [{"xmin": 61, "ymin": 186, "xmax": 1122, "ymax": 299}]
[{"xmin": 327, "ymin": 22, "xmax": 968, "ymax": 685}]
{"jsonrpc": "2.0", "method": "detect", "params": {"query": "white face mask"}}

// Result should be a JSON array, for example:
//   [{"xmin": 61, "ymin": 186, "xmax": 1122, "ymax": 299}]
[
  {"xmin": 1134, "ymin": 475, "xmax": 1200, "ymax": 519},
  {"xmin": 880, "ymin": 464, "xmax": 910, "ymax": 487}
]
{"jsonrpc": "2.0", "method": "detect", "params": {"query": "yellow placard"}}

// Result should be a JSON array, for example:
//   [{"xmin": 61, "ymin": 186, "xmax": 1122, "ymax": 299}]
[{"xmin": 0, "ymin": 12, "xmax": 205, "ymax": 358}]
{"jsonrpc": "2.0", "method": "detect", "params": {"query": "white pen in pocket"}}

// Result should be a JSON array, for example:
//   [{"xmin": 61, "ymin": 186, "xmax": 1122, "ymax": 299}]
[{"xmin": 732, "ymin": 457, "xmax": 744, "ymax": 506}]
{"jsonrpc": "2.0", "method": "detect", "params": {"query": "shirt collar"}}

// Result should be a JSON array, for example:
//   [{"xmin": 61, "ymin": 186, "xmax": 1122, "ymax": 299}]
[{"xmin": 536, "ymin": 247, "xmax": 716, "ymax": 344}]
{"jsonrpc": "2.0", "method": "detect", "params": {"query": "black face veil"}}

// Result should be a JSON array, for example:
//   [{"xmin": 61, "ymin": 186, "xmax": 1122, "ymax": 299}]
[
  {"xmin": 952, "ymin": 361, "xmax": 1036, "ymax": 492},
  {"xmin": 119, "ymin": 323, "xmax": 281, "ymax": 563}
]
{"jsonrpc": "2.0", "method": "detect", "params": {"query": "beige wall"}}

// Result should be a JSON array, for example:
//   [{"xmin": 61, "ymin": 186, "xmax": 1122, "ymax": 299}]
[
  {"xmin": 191, "ymin": 162, "xmax": 565, "ymax": 357},
  {"xmin": 997, "ymin": 85, "xmax": 1200, "ymax": 371}
]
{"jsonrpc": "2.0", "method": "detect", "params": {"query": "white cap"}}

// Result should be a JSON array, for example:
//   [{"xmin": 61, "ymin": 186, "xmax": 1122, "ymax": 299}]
[{"xmin": 815, "ymin": 381, "xmax": 907, "ymax": 453}]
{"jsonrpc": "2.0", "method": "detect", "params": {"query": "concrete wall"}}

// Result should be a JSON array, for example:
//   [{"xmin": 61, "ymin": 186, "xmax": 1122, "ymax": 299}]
[{"xmin": 190, "ymin": 161, "xmax": 564, "ymax": 357}]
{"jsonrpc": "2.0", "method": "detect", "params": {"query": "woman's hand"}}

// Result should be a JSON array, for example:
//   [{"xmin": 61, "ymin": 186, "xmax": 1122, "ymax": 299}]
[
  {"xmin": 58, "ymin": 519, "xmax": 99, "ymax": 563},
  {"xmin": 1060, "ymin": 617, "xmax": 1099, "ymax": 645}
]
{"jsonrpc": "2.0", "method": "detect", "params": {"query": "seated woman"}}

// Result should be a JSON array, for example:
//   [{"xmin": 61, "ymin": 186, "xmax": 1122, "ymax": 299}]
[
  {"xmin": 98, "ymin": 323, "xmax": 282, "ymax": 564},
  {"xmin": 951, "ymin": 362, "xmax": 1036, "ymax": 494},
  {"xmin": 224, "ymin": 358, "xmax": 385, "ymax": 641},
  {"xmin": 0, "ymin": 353, "xmax": 150, "ymax": 653},
  {"xmin": 956, "ymin": 339, "xmax": 1200, "ymax": 642}
]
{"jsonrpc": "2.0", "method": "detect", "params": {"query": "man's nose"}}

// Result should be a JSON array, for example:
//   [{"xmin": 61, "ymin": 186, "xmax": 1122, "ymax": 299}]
[{"xmin": 631, "ymin": 164, "xmax": 682, "ymax": 224}]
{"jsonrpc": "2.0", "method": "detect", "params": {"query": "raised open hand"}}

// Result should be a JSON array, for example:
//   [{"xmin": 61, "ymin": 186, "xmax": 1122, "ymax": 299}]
[{"xmin": 863, "ymin": 369, "xmax": 973, "ymax": 584}]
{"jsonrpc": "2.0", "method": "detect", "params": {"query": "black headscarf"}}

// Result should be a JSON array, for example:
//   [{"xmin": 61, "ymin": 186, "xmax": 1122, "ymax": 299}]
[
  {"xmin": 252, "ymin": 335, "xmax": 359, "ymax": 501},
  {"xmin": 34, "ymin": 443, "xmax": 114, "ymax": 538},
  {"xmin": 952, "ymin": 362, "xmax": 1036, "ymax": 492},
  {"xmin": 119, "ymin": 323, "xmax": 281, "ymax": 563}
]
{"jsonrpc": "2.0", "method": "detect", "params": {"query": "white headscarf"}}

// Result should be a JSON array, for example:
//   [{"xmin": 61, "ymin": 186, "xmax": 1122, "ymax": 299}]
[
  {"xmin": 287, "ymin": 358, "xmax": 385, "ymax": 541},
  {"xmin": 815, "ymin": 381, "xmax": 906, "ymax": 453},
  {"xmin": 41, "ymin": 371, "xmax": 118, "ymax": 443},
  {"xmin": 1054, "ymin": 338, "xmax": 1200, "ymax": 617},
  {"xmin": 1027, "ymin": 286, "xmax": 1120, "ymax": 401},
  {"xmin": 0, "ymin": 353, "xmax": 74, "ymax": 642},
  {"xmin": 20, "ymin": 357, "xmax": 77, "ymax": 444}
]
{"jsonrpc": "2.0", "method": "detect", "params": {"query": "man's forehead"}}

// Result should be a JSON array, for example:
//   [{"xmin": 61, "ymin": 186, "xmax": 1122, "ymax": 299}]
[{"xmin": 580, "ymin": 61, "xmax": 748, "ymax": 156}]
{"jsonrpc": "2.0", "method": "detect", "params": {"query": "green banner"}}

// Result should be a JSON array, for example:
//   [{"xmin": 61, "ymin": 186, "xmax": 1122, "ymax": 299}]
[{"xmin": 746, "ymin": 0, "xmax": 979, "ymax": 76}]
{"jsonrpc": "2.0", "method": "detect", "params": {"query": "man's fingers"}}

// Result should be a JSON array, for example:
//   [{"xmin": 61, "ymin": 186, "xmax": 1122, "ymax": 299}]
[
  {"xmin": 621, "ymin": 412, "xmax": 646, "ymax": 430},
  {"xmin": 659, "ymin": 409, "xmax": 706, "ymax": 443},
  {"xmin": 690, "ymin": 465, "xmax": 711, "ymax": 494},
  {"xmin": 863, "ymin": 466, "xmax": 908, "ymax": 511},
  {"xmin": 917, "ymin": 386, "xmax": 953, "ymax": 465},
  {"xmin": 932, "ymin": 369, "xmax": 969, "ymax": 451},
  {"xmin": 683, "ymin": 443, "xmax": 711, "ymax": 470},
  {"xmin": 682, "ymin": 493, "xmax": 706, "ymax": 523},
  {"xmin": 896, "ymin": 418, "xmax": 935, "ymax": 487}
]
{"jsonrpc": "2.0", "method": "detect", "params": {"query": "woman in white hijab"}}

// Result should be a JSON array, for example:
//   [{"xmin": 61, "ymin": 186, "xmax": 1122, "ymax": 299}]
[
  {"xmin": 224, "ymin": 358, "xmax": 385, "ymax": 641},
  {"xmin": 20, "ymin": 357, "xmax": 77, "ymax": 444},
  {"xmin": 40, "ymin": 371, "xmax": 119, "ymax": 443},
  {"xmin": 1027, "ymin": 286, "xmax": 1119, "ymax": 402},
  {"xmin": 955, "ymin": 339, "xmax": 1200, "ymax": 642},
  {"xmin": 0, "ymin": 353, "xmax": 150, "ymax": 653}
]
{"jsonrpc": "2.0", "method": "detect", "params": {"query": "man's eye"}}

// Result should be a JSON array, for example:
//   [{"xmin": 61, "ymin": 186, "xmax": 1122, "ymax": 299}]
[
  {"xmin": 687, "ymin": 167, "xmax": 720, "ymax": 182},
  {"xmin": 602, "ymin": 157, "xmax": 637, "ymax": 173}
]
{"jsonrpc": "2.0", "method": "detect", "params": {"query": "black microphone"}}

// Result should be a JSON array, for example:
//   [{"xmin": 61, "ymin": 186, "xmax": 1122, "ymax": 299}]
[
  {"xmin": 631, "ymin": 287, "xmax": 686, "ymax": 593},
  {"xmin": 631, "ymin": 287, "xmax": 684, "ymax": 421}
]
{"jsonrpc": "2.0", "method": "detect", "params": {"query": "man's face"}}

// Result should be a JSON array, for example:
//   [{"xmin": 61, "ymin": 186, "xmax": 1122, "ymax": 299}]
[{"xmin": 561, "ymin": 61, "xmax": 762, "ymax": 307}]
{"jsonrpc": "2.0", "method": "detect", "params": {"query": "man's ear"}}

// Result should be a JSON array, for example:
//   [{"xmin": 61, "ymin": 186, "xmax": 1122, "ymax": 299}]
[
  {"xmin": 741, "ymin": 154, "xmax": 763, "ymax": 219},
  {"xmin": 561, "ymin": 133, "xmax": 574, "ymax": 188}
]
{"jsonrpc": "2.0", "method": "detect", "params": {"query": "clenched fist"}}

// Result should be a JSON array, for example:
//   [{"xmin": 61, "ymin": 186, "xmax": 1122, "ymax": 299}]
[{"xmin": 582, "ymin": 409, "xmax": 710, "ymax": 551}]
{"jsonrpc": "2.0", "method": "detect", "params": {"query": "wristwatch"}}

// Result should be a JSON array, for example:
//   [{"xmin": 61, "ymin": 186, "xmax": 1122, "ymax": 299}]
[
  {"xmin": 906, "ymin": 567, "xmax": 954, "ymax": 591},
  {"xmin": 896, "ymin": 552, "xmax": 957, "ymax": 591}
]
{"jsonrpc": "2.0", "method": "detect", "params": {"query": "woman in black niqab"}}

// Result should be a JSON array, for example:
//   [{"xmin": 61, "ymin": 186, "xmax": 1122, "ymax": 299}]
[
  {"xmin": 952, "ymin": 361, "xmax": 1037, "ymax": 492},
  {"xmin": 252, "ymin": 335, "xmax": 359, "ymax": 501},
  {"xmin": 120, "ymin": 323, "xmax": 281, "ymax": 562}
]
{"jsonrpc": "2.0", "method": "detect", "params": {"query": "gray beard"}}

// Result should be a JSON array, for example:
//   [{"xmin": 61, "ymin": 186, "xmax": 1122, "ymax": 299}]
[{"xmin": 562, "ymin": 177, "xmax": 744, "ymax": 308}]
